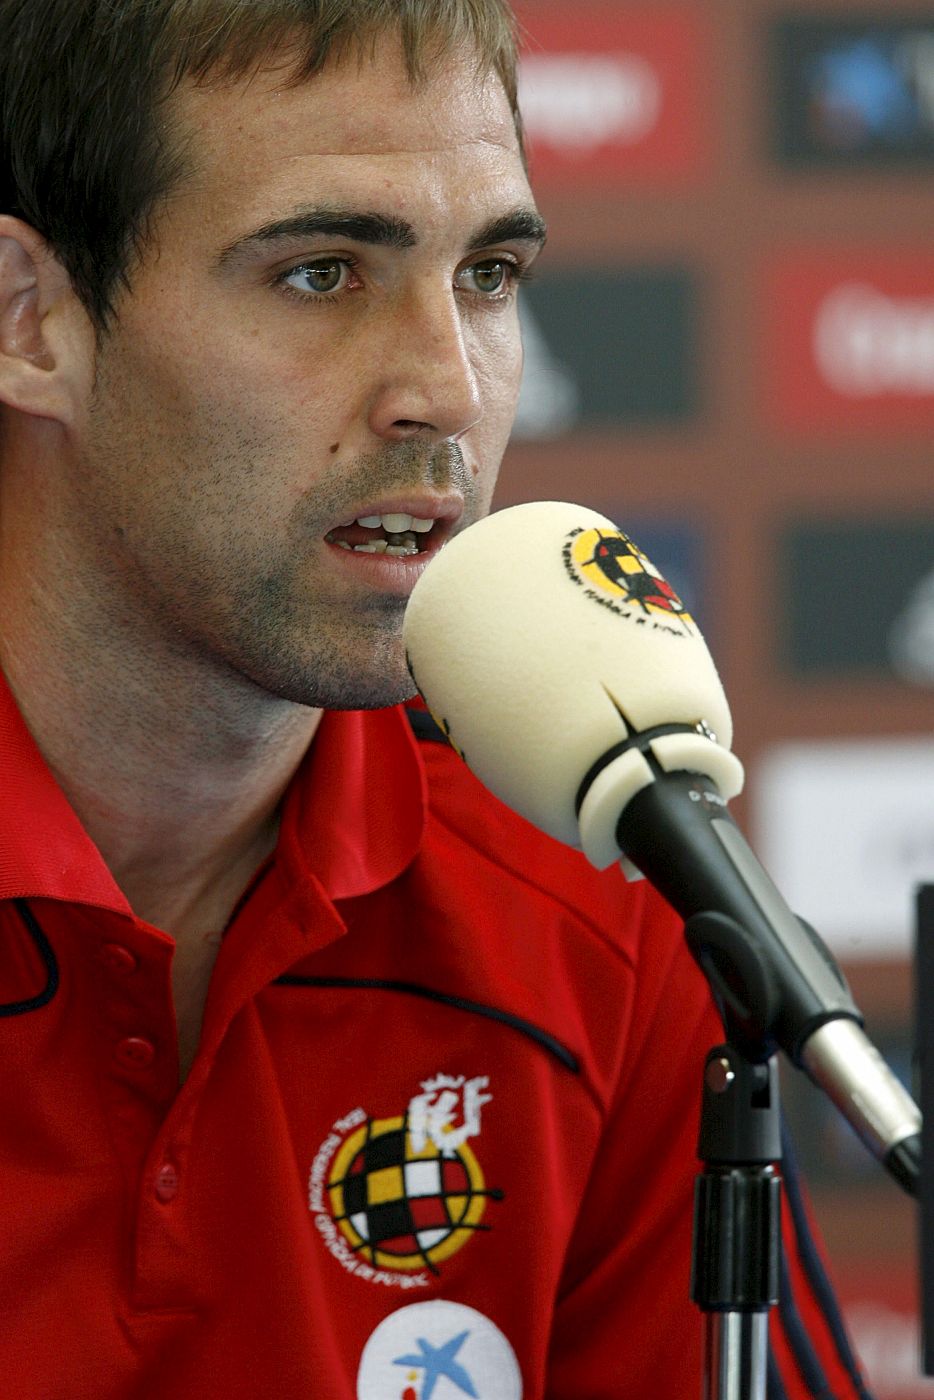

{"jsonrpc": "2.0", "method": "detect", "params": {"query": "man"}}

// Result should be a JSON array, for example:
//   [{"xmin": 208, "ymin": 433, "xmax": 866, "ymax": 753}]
[{"xmin": 0, "ymin": 1, "xmax": 872, "ymax": 1395}]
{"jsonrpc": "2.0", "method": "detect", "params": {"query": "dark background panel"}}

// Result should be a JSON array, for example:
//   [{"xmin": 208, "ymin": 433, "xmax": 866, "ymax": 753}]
[
  {"xmin": 520, "ymin": 268, "xmax": 700, "ymax": 425},
  {"xmin": 779, "ymin": 517, "xmax": 934, "ymax": 677},
  {"xmin": 771, "ymin": 14, "xmax": 934, "ymax": 166}
]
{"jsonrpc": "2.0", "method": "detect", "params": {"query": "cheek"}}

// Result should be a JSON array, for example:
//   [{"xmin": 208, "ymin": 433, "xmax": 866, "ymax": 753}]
[
  {"xmin": 472, "ymin": 316, "xmax": 525, "ymax": 413},
  {"xmin": 113, "ymin": 340, "xmax": 348, "ymax": 507},
  {"xmin": 118, "ymin": 279, "xmax": 353, "ymax": 436},
  {"xmin": 160, "ymin": 339, "xmax": 314, "ymax": 431}
]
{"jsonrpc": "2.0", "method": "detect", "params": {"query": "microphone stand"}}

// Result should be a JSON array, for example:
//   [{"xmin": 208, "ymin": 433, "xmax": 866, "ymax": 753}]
[{"xmin": 689, "ymin": 924, "xmax": 782, "ymax": 1400}]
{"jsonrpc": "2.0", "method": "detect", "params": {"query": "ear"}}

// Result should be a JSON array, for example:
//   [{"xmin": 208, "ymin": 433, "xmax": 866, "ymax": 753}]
[{"xmin": 0, "ymin": 216, "xmax": 94, "ymax": 425}]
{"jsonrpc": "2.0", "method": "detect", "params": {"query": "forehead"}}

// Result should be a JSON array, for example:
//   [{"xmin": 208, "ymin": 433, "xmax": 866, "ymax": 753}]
[{"xmin": 170, "ymin": 38, "xmax": 529, "ymax": 240}]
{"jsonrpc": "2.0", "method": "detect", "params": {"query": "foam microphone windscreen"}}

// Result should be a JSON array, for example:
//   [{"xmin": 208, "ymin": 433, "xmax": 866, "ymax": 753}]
[{"xmin": 403, "ymin": 501, "xmax": 744, "ymax": 870}]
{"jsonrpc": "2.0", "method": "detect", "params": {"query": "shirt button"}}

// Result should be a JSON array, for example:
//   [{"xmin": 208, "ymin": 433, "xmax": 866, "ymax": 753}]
[
  {"xmin": 154, "ymin": 1163, "xmax": 179, "ymax": 1203},
  {"xmin": 114, "ymin": 1036, "xmax": 156, "ymax": 1070},
  {"xmin": 98, "ymin": 943, "xmax": 139, "ymax": 976}
]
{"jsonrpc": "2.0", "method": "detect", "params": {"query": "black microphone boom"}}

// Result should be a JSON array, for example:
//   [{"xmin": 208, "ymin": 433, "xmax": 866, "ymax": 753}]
[
  {"xmin": 403, "ymin": 501, "xmax": 922, "ymax": 1196},
  {"xmin": 613, "ymin": 766, "xmax": 920, "ymax": 1196}
]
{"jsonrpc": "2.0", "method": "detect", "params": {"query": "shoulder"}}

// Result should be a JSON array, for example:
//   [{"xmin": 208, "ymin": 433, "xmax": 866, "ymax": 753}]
[
  {"xmin": 404, "ymin": 706, "xmax": 722, "ymax": 1114},
  {"xmin": 406, "ymin": 705, "xmax": 681, "ymax": 971}
]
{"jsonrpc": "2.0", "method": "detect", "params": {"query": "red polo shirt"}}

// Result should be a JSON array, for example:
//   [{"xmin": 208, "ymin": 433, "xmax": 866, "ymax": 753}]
[{"xmin": 0, "ymin": 675, "xmax": 870, "ymax": 1398}]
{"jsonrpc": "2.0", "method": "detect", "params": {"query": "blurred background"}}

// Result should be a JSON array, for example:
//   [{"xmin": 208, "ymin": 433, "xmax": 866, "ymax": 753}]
[{"xmin": 498, "ymin": 1, "xmax": 934, "ymax": 1394}]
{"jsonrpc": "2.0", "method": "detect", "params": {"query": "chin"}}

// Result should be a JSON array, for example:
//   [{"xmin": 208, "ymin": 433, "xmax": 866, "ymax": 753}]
[
  {"xmin": 232, "ymin": 607, "xmax": 424, "ymax": 709},
  {"xmin": 258, "ymin": 656, "xmax": 420, "ymax": 713},
  {"xmin": 325, "ymin": 672, "xmax": 420, "ymax": 713}
]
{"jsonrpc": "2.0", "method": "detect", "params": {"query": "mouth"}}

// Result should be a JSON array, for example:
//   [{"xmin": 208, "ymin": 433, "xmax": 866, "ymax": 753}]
[{"xmin": 323, "ymin": 506, "xmax": 457, "ymax": 561}]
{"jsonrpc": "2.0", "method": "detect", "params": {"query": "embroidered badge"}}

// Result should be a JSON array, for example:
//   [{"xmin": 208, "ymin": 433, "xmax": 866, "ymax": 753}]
[
  {"xmin": 309, "ymin": 1074, "xmax": 503, "ymax": 1289},
  {"xmin": 562, "ymin": 525, "xmax": 696, "ymax": 635},
  {"xmin": 357, "ymin": 1300, "xmax": 523, "ymax": 1400}
]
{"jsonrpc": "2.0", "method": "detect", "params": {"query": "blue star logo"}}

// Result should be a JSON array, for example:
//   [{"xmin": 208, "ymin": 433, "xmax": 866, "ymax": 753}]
[{"xmin": 393, "ymin": 1329, "xmax": 478, "ymax": 1400}]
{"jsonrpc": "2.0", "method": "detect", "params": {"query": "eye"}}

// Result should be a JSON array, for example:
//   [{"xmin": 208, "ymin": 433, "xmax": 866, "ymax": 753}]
[
  {"xmin": 280, "ymin": 259, "xmax": 354, "ymax": 296},
  {"xmin": 456, "ymin": 259, "xmax": 520, "ymax": 298}
]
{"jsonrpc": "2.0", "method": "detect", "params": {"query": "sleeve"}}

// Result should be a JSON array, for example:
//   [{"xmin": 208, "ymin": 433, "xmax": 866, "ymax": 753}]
[{"xmin": 544, "ymin": 890, "xmax": 875, "ymax": 1400}]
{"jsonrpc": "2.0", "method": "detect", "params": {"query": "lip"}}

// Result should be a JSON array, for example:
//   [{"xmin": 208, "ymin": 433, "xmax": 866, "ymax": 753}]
[
  {"xmin": 328, "ymin": 494, "xmax": 465, "ymax": 532},
  {"xmin": 322, "ymin": 493, "xmax": 465, "ymax": 598}
]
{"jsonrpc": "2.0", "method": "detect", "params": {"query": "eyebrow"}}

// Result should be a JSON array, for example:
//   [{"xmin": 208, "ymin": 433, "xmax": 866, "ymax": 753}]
[
  {"xmin": 470, "ymin": 209, "xmax": 548, "ymax": 251},
  {"xmin": 215, "ymin": 205, "xmax": 547, "ymax": 270}
]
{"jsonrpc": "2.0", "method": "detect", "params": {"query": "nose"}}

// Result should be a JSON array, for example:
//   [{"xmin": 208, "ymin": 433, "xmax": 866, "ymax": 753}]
[{"xmin": 367, "ymin": 286, "xmax": 483, "ymax": 443}]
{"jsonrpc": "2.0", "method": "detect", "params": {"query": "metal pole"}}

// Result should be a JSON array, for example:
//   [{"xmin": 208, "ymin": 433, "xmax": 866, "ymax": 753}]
[
  {"xmin": 704, "ymin": 1313, "xmax": 770, "ymax": 1400},
  {"xmin": 691, "ymin": 1046, "xmax": 782, "ymax": 1400}
]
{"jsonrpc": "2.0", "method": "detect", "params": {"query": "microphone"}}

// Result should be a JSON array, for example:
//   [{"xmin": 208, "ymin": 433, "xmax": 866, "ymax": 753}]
[{"xmin": 403, "ymin": 500, "xmax": 921, "ymax": 1195}]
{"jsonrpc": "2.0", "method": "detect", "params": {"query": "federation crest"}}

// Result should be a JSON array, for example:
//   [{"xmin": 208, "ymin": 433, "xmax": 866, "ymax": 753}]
[
  {"xmin": 310, "ymin": 1075, "xmax": 503, "ymax": 1288},
  {"xmin": 563, "ymin": 526, "xmax": 695, "ymax": 633}
]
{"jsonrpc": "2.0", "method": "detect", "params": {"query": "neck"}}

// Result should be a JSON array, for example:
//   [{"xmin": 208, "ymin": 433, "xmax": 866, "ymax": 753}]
[{"xmin": 0, "ymin": 447, "xmax": 320, "ymax": 937}]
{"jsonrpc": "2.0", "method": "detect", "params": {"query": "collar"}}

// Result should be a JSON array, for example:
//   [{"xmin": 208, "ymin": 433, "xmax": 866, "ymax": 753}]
[
  {"xmin": 0, "ymin": 668, "xmax": 426, "ymax": 913},
  {"xmin": 0, "ymin": 671, "xmax": 131, "ymax": 912},
  {"xmin": 277, "ymin": 704, "xmax": 426, "ymax": 903}
]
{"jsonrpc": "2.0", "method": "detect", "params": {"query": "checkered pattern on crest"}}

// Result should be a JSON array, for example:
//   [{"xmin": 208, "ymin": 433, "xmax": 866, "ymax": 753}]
[{"xmin": 327, "ymin": 1118, "xmax": 486, "ymax": 1269}]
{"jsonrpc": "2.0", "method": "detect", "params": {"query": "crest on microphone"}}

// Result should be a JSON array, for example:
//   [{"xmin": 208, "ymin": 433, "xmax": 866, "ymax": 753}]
[{"xmin": 562, "ymin": 527, "xmax": 696, "ymax": 634}]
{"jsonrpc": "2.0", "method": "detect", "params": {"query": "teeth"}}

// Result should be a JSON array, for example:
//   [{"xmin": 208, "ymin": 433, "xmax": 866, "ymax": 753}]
[
  {"xmin": 355, "ymin": 512, "xmax": 435, "ymax": 534},
  {"xmin": 352, "ymin": 540, "xmax": 390, "ymax": 554},
  {"xmin": 336, "ymin": 511, "xmax": 434, "ymax": 555},
  {"xmin": 348, "ymin": 537, "xmax": 418, "ymax": 557},
  {"xmin": 381, "ymin": 512, "xmax": 414, "ymax": 533}
]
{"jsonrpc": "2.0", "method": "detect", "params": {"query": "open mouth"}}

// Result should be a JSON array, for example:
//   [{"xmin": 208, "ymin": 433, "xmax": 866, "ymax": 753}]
[{"xmin": 324, "ymin": 511, "xmax": 443, "ymax": 558}]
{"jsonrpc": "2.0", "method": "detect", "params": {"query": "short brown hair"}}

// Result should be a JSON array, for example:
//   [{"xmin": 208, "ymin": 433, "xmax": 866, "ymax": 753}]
[{"xmin": 0, "ymin": 0, "xmax": 522, "ymax": 329}]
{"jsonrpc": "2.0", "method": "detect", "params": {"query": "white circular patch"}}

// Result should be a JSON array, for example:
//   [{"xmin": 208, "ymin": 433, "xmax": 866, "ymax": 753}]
[{"xmin": 357, "ymin": 1300, "xmax": 523, "ymax": 1399}]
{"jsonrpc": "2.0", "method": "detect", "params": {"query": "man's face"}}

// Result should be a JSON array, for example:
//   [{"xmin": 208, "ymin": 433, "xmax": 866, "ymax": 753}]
[{"xmin": 73, "ymin": 38, "xmax": 542, "ymax": 709}]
